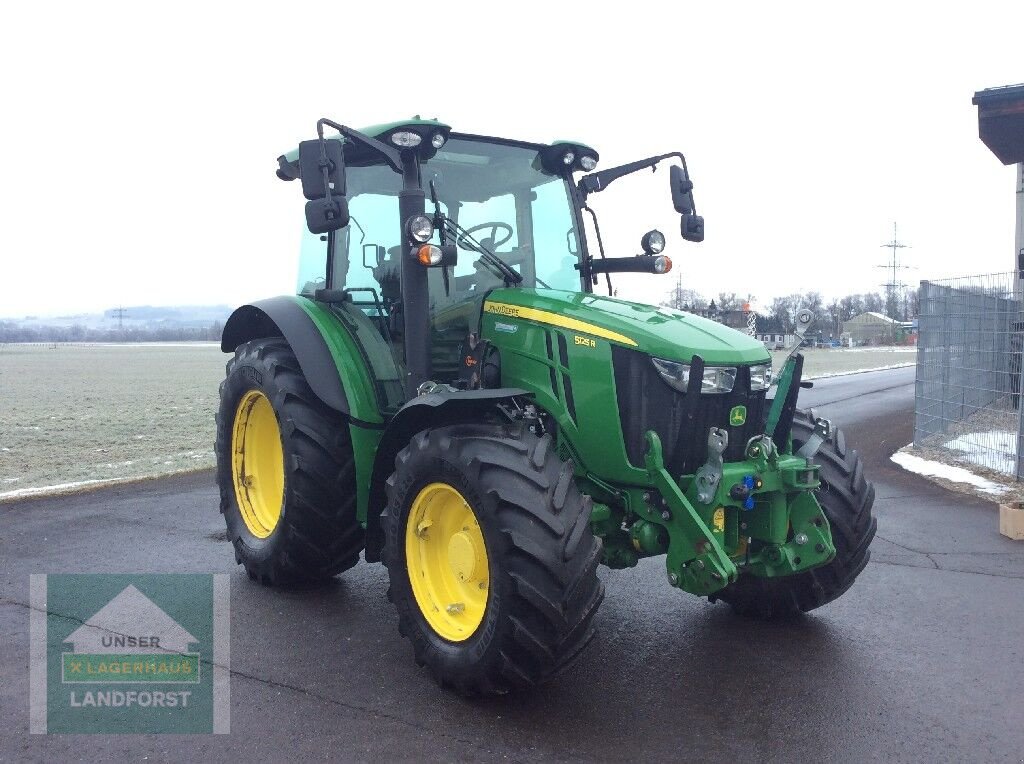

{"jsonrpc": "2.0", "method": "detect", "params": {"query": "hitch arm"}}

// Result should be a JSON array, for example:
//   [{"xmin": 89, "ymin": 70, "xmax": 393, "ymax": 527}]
[{"xmin": 643, "ymin": 432, "xmax": 737, "ymax": 596}]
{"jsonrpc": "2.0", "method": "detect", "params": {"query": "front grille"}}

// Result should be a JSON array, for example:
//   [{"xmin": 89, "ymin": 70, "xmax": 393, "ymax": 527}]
[{"xmin": 612, "ymin": 347, "xmax": 766, "ymax": 477}]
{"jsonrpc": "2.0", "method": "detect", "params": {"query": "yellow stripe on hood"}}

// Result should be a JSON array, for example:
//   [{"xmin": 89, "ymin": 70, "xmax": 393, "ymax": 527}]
[{"xmin": 484, "ymin": 301, "xmax": 638, "ymax": 347}]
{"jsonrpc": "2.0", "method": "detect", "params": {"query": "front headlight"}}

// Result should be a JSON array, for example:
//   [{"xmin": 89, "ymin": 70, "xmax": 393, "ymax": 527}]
[
  {"xmin": 749, "ymin": 362, "xmax": 773, "ymax": 391},
  {"xmin": 652, "ymin": 358, "xmax": 736, "ymax": 394},
  {"xmin": 406, "ymin": 214, "xmax": 434, "ymax": 244}
]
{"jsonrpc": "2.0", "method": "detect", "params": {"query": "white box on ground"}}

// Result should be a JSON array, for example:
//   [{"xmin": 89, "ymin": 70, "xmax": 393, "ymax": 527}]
[{"xmin": 999, "ymin": 502, "xmax": 1024, "ymax": 541}]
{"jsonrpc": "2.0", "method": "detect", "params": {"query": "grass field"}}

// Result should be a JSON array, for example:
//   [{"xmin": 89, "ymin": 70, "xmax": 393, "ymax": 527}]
[
  {"xmin": 770, "ymin": 346, "xmax": 915, "ymax": 379},
  {"xmin": 0, "ymin": 343, "xmax": 915, "ymax": 499},
  {"xmin": 0, "ymin": 344, "xmax": 224, "ymax": 497}
]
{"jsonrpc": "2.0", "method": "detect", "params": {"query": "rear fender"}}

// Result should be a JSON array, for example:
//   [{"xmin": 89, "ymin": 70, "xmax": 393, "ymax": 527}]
[{"xmin": 222, "ymin": 295, "xmax": 388, "ymax": 522}]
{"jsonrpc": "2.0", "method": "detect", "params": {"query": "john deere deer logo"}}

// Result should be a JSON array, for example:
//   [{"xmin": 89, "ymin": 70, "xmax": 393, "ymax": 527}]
[{"xmin": 729, "ymin": 405, "xmax": 747, "ymax": 426}]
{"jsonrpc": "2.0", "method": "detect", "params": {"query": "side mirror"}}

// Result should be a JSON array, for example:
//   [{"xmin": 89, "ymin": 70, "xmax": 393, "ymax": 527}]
[
  {"xmin": 299, "ymin": 138, "xmax": 349, "ymax": 234},
  {"xmin": 670, "ymin": 165, "xmax": 694, "ymax": 214},
  {"xmin": 681, "ymin": 213, "xmax": 705, "ymax": 243},
  {"xmin": 298, "ymin": 139, "xmax": 346, "ymax": 200},
  {"xmin": 305, "ymin": 197, "xmax": 350, "ymax": 235}
]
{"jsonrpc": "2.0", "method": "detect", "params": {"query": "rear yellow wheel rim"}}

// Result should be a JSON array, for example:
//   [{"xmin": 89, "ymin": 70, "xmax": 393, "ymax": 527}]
[
  {"xmin": 405, "ymin": 483, "xmax": 489, "ymax": 641},
  {"xmin": 231, "ymin": 390, "xmax": 284, "ymax": 538}
]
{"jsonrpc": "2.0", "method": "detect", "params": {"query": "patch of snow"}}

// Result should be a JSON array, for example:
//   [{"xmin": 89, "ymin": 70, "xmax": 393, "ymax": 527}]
[
  {"xmin": 807, "ymin": 362, "xmax": 915, "ymax": 380},
  {"xmin": 944, "ymin": 431, "xmax": 1016, "ymax": 476},
  {"xmin": 891, "ymin": 450, "xmax": 1008, "ymax": 495},
  {"xmin": 0, "ymin": 478, "xmax": 119, "ymax": 500},
  {"xmin": 3, "ymin": 478, "xmax": 20, "ymax": 483}
]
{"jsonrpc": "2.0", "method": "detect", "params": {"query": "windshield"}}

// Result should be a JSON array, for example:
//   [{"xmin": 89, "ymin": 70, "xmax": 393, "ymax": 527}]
[
  {"xmin": 296, "ymin": 137, "xmax": 584, "ymax": 302},
  {"xmin": 425, "ymin": 137, "xmax": 582, "ymax": 297}
]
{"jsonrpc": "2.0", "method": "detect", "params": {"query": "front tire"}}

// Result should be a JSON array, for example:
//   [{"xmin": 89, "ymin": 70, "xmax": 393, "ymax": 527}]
[
  {"xmin": 215, "ymin": 337, "xmax": 364, "ymax": 586},
  {"xmin": 713, "ymin": 409, "xmax": 877, "ymax": 618},
  {"xmin": 381, "ymin": 424, "xmax": 604, "ymax": 695}
]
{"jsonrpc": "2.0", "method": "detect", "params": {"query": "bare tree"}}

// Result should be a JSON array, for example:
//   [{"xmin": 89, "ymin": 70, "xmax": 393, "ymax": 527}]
[
  {"xmin": 770, "ymin": 296, "xmax": 795, "ymax": 332},
  {"xmin": 863, "ymin": 292, "xmax": 885, "ymax": 313},
  {"xmin": 661, "ymin": 277, "xmax": 708, "ymax": 312},
  {"xmin": 716, "ymin": 292, "xmax": 740, "ymax": 312},
  {"xmin": 903, "ymin": 287, "xmax": 919, "ymax": 320},
  {"xmin": 838, "ymin": 294, "xmax": 864, "ymax": 321}
]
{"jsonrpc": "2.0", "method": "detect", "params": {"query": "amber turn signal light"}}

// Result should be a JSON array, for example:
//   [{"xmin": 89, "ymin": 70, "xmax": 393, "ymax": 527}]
[{"xmin": 415, "ymin": 244, "xmax": 443, "ymax": 266}]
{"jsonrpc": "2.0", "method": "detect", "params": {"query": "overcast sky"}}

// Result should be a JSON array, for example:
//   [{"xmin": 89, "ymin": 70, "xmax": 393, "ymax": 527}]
[{"xmin": 2, "ymin": 2, "xmax": 1021, "ymax": 318}]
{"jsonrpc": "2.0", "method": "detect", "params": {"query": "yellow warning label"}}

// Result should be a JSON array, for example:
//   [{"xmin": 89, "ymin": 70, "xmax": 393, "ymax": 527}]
[{"xmin": 712, "ymin": 507, "xmax": 725, "ymax": 533}]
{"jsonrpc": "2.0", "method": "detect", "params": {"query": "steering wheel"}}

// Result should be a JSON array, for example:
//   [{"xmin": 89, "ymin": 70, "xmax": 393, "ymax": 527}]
[{"xmin": 456, "ymin": 222, "xmax": 513, "ymax": 252}]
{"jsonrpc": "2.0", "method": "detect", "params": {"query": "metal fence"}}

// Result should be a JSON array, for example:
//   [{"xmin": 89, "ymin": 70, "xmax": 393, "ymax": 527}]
[{"xmin": 914, "ymin": 272, "xmax": 1023, "ymax": 480}]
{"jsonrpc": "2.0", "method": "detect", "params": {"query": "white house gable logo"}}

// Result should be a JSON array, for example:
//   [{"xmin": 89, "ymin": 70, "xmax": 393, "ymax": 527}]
[
  {"xmin": 62, "ymin": 585, "xmax": 201, "ymax": 684},
  {"xmin": 31, "ymin": 573, "xmax": 228, "ymax": 734}
]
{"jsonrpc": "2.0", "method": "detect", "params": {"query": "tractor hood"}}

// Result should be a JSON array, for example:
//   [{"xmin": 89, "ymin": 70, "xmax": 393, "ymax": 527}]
[{"xmin": 484, "ymin": 289, "xmax": 770, "ymax": 366}]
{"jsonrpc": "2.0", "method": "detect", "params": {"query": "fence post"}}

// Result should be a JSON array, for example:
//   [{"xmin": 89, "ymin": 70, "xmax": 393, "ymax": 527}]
[{"xmin": 1018, "ymin": 297, "xmax": 1024, "ymax": 481}]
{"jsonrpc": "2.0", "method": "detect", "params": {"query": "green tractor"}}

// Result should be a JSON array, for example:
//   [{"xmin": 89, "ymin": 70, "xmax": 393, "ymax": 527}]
[{"xmin": 215, "ymin": 118, "xmax": 876, "ymax": 694}]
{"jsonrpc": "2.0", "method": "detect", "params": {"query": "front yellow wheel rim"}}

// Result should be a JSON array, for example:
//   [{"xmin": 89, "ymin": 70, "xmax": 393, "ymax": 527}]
[
  {"xmin": 231, "ymin": 390, "xmax": 284, "ymax": 538},
  {"xmin": 405, "ymin": 483, "xmax": 489, "ymax": 642}
]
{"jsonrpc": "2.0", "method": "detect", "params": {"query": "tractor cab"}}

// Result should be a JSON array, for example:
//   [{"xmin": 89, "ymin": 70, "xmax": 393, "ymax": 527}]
[
  {"xmin": 292, "ymin": 128, "xmax": 589, "ymax": 386},
  {"xmin": 282, "ymin": 118, "xmax": 700, "ymax": 399}
]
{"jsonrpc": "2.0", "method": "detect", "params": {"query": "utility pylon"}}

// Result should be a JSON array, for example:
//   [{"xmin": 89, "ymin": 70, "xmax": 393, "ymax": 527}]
[
  {"xmin": 876, "ymin": 222, "xmax": 913, "ymax": 339},
  {"xmin": 111, "ymin": 306, "xmax": 128, "ymax": 331}
]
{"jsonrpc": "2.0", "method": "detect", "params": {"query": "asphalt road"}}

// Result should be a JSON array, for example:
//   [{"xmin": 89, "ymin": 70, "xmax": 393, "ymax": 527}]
[{"xmin": 3, "ymin": 366, "xmax": 1023, "ymax": 762}]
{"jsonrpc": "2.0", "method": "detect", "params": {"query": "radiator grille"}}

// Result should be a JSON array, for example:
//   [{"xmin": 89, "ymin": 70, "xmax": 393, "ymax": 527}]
[{"xmin": 612, "ymin": 346, "xmax": 766, "ymax": 476}]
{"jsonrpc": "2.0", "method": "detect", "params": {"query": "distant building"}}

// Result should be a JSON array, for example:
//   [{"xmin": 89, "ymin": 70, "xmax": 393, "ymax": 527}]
[
  {"xmin": 841, "ymin": 311, "xmax": 899, "ymax": 345},
  {"xmin": 755, "ymin": 331, "xmax": 797, "ymax": 349},
  {"xmin": 718, "ymin": 309, "xmax": 752, "ymax": 332},
  {"xmin": 749, "ymin": 314, "xmax": 794, "ymax": 349}
]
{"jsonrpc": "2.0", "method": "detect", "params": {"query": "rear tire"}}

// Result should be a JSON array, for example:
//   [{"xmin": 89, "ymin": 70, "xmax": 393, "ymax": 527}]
[
  {"xmin": 713, "ymin": 409, "xmax": 876, "ymax": 618},
  {"xmin": 215, "ymin": 337, "xmax": 363, "ymax": 586},
  {"xmin": 381, "ymin": 423, "xmax": 604, "ymax": 695}
]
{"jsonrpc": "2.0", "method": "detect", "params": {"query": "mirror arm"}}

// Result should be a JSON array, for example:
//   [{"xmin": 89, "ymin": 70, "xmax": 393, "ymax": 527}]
[
  {"xmin": 578, "ymin": 151, "xmax": 685, "ymax": 199},
  {"xmin": 316, "ymin": 118, "xmax": 403, "ymax": 173},
  {"xmin": 578, "ymin": 151, "xmax": 699, "ymax": 217}
]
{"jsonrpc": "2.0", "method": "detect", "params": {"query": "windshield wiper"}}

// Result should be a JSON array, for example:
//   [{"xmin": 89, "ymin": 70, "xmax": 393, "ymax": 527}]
[
  {"xmin": 441, "ymin": 218, "xmax": 524, "ymax": 286},
  {"xmin": 429, "ymin": 181, "xmax": 523, "ymax": 286}
]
